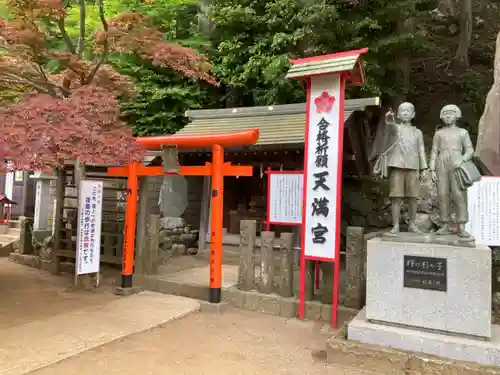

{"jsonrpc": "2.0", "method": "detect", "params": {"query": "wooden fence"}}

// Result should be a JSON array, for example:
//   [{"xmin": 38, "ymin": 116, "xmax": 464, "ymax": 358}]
[{"xmin": 53, "ymin": 165, "xmax": 127, "ymax": 266}]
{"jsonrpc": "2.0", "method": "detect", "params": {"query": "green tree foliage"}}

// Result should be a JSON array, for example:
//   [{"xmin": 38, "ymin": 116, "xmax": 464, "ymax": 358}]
[
  {"xmin": 208, "ymin": 0, "xmax": 436, "ymax": 107},
  {"xmin": 111, "ymin": 0, "xmax": 220, "ymax": 136},
  {"xmin": 60, "ymin": 0, "xmax": 218, "ymax": 136}
]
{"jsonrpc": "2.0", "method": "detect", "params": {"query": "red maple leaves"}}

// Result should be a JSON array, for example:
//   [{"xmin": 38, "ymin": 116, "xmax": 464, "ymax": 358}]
[
  {"xmin": 314, "ymin": 92, "xmax": 335, "ymax": 113},
  {"xmin": 0, "ymin": 86, "xmax": 144, "ymax": 172},
  {"xmin": 0, "ymin": 0, "xmax": 219, "ymax": 172}
]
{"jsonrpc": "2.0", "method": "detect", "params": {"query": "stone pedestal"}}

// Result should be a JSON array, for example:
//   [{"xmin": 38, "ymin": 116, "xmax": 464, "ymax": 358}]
[
  {"xmin": 366, "ymin": 238, "xmax": 491, "ymax": 338},
  {"xmin": 348, "ymin": 238, "xmax": 499, "ymax": 366}
]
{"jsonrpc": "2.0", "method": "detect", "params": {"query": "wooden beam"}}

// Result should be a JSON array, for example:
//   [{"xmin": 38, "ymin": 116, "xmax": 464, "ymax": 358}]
[
  {"xmin": 107, "ymin": 162, "xmax": 253, "ymax": 178},
  {"xmin": 198, "ymin": 176, "xmax": 211, "ymax": 254},
  {"xmin": 346, "ymin": 113, "xmax": 370, "ymax": 177},
  {"xmin": 51, "ymin": 168, "xmax": 65, "ymax": 275}
]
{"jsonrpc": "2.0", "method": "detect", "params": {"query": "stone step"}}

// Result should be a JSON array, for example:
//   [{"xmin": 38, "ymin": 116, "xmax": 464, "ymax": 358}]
[
  {"xmin": 0, "ymin": 234, "xmax": 19, "ymax": 244},
  {"xmin": 8, "ymin": 220, "xmax": 21, "ymax": 229}
]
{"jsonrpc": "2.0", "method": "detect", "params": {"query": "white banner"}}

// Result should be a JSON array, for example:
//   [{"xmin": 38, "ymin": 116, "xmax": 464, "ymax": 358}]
[
  {"xmin": 302, "ymin": 74, "xmax": 343, "ymax": 260},
  {"xmin": 76, "ymin": 180, "xmax": 103, "ymax": 275},
  {"xmin": 268, "ymin": 173, "xmax": 303, "ymax": 224},
  {"xmin": 466, "ymin": 177, "xmax": 500, "ymax": 246}
]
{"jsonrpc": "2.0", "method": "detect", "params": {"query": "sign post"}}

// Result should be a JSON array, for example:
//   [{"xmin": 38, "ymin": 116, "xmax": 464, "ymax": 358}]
[
  {"xmin": 285, "ymin": 48, "xmax": 368, "ymax": 328},
  {"xmin": 75, "ymin": 180, "xmax": 104, "ymax": 286}
]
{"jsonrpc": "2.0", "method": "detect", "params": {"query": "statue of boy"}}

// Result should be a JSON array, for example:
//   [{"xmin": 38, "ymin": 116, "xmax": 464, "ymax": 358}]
[
  {"xmin": 384, "ymin": 102, "xmax": 428, "ymax": 234},
  {"xmin": 429, "ymin": 104, "xmax": 474, "ymax": 237}
]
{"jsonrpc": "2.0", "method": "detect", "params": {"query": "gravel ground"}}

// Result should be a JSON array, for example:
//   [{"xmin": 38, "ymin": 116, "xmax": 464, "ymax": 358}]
[{"xmin": 30, "ymin": 309, "xmax": 379, "ymax": 375}]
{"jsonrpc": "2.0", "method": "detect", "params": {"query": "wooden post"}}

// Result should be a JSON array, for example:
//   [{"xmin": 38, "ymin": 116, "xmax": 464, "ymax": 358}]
[
  {"xmin": 51, "ymin": 168, "xmax": 65, "ymax": 274},
  {"xmin": 209, "ymin": 144, "xmax": 224, "ymax": 303},
  {"xmin": 321, "ymin": 262, "xmax": 334, "ymax": 304},
  {"xmin": 198, "ymin": 176, "xmax": 211, "ymax": 254},
  {"xmin": 238, "ymin": 219, "xmax": 256, "ymax": 291},
  {"xmin": 344, "ymin": 226, "xmax": 366, "ymax": 309},
  {"xmin": 18, "ymin": 216, "xmax": 34, "ymax": 255},
  {"xmin": 278, "ymin": 232, "xmax": 294, "ymax": 297},
  {"xmin": 259, "ymin": 231, "xmax": 275, "ymax": 294},
  {"xmin": 144, "ymin": 214, "xmax": 161, "ymax": 275},
  {"xmin": 135, "ymin": 176, "xmax": 149, "ymax": 276},
  {"xmin": 305, "ymin": 260, "xmax": 315, "ymax": 301},
  {"xmin": 122, "ymin": 162, "xmax": 139, "ymax": 288}
]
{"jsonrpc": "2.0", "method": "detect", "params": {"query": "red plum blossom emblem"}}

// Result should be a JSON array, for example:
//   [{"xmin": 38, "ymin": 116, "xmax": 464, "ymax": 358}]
[{"xmin": 314, "ymin": 92, "xmax": 335, "ymax": 113}]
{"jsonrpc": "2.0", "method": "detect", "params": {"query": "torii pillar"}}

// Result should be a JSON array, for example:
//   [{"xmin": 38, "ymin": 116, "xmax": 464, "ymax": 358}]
[
  {"xmin": 285, "ymin": 48, "xmax": 368, "ymax": 327},
  {"xmin": 108, "ymin": 130, "xmax": 259, "ymax": 303}
]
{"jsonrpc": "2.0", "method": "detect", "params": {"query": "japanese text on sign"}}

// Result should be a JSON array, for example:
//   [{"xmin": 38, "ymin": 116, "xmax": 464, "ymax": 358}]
[
  {"xmin": 466, "ymin": 177, "xmax": 500, "ymax": 246},
  {"xmin": 76, "ymin": 180, "xmax": 103, "ymax": 275},
  {"xmin": 403, "ymin": 255, "xmax": 447, "ymax": 292},
  {"xmin": 303, "ymin": 75, "xmax": 342, "ymax": 260},
  {"xmin": 268, "ymin": 173, "xmax": 303, "ymax": 224}
]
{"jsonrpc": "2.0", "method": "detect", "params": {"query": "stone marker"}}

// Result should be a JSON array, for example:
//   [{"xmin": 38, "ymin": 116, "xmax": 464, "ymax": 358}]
[
  {"xmin": 259, "ymin": 231, "xmax": 275, "ymax": 294},
  {"xmin": 305, "ymin": 260, "xmax": 315, "ymax": 301},
  {"xmin": 320, "ymin": 262, "xmax": 333, "ymax": 304},
  {"xmin": 278, "ymin": 232, "xmax": 294, "ymax": 297},
  {"xmin": 344, "ymin": 226, "xmax": 365, "ymax": 309},
  {"xmin": 238, "ymin": 220, "xmax": 256, "ymax": 291},
  {"xmin": 18, "ymin": 216, "xmax": 34, "ymax": 255},
  {"xmin": 144, "ymin": 214, "xmax": 161, "ymax": 275}
]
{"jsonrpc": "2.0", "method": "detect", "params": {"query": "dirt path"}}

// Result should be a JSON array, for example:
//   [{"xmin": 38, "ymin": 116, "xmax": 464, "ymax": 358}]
[
  {"xmin": 0, "ymin": 258, "xmax": 117, "ymax": 330},
  {"xmin": 31, "ymin": 309, "xmax": 378, "ymax": 375}
]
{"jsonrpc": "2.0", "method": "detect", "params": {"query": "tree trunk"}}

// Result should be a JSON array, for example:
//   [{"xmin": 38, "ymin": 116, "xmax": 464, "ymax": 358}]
[
  {"xmin": 394, "ymin": 15, "xmax": 414, "ymax": 104},
  {"xmin": 439, "ymin": 0, "xmax": 455, "ymax": 16},
  {"xmin": 452, "ymin": 0, "xmax": 472, "ymax": 70}
]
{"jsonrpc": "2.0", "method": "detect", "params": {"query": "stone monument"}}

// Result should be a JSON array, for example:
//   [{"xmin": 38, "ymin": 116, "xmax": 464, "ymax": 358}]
[{"xmin": 348, "ymin": 106, "xmax": 498, "ymax": 366}]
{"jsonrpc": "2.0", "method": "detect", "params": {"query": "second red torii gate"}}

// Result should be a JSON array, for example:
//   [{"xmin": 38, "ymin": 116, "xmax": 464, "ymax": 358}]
[{"xmin": 108, "ymin": 129, "xmax": 259, "ymax": 303}]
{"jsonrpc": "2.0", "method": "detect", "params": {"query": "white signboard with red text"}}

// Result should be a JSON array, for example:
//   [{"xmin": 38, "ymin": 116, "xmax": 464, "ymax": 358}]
[
  {"xmin": 286, "ymin": 48, "xmax": 368, "ymax": 328},
  {"xmin": 302, "ymin": 75, "xmax": 344, "ymax": 261},
  {"xmin": 76, "ymin": 180, "xmax": 103, "ymax": 275}
]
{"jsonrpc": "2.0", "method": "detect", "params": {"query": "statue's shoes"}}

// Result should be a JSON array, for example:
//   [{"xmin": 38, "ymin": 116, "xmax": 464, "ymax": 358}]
[
  {"xmin": 407, "ymin": 225, "xmax": 422, "ymax": 234},
  {"xmin": 435, "ymin": 227, "xmax": 452, "ymax": 235},
  {"xmin": 457, "ymin": 230, "xmax": 472, "ymax": 238}
]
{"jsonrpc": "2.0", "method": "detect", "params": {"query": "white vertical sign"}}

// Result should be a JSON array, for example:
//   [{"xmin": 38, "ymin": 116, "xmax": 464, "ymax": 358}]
[
  {"xmin": 303, "ymin": 74, "xmax": 342, "ymax": 260},
  {"xmin": 76, "ymin": 180, "xmax": 103, "ymax": 275},
  {"xmin": 268, "ymin": 173, "xmax": 303, "ymax": 224},
  {"xmin": 466, "ymin": 177, "xmax": 500, "ymax": 246}
]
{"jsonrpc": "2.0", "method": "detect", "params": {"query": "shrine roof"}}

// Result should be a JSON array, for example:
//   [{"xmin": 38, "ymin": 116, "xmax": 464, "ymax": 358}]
[
  {"xmin": 0, "ymin": 195, "xmax": 16, "ymax": 204},
  {"xmin": 180, "ymin": 97, "xmax": 379, "ymax": 147},
  {"xmin": 286, "ymin": 48, "xmax": 368, "ymax": 85}
]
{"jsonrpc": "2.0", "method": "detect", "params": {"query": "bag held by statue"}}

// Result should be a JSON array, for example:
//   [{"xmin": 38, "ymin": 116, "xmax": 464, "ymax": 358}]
[
  {"xmin": 454, "ymin": 160, "xmax": 482, "ymax": 191},
  {"xmin": 373, "ymin": 143, "xmax": 397, "ymax": 179}
]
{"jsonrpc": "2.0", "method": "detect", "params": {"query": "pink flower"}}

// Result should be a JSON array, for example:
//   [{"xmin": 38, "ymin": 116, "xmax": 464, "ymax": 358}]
[{"xmin": 314, "ymin": 92, "xmax": 335, "ymax": 113}]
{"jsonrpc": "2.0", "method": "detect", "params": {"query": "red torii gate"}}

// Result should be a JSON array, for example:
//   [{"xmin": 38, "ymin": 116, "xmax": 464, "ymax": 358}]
[{"xmin": 108, "ymin": 129, "xmax": 259, "ymax": 303}]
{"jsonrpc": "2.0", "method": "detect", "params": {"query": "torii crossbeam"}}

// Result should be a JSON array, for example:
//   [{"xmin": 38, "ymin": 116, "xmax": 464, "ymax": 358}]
[{"xmin": 108, "ymin": 129, "xmax": 259, "ymax": 303}]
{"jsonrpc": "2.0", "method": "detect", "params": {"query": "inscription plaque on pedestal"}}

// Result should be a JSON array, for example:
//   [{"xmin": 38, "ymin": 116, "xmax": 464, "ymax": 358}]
[{"xmin": 403, "ymin": 255, "xmax": 447, "ymax": 292}]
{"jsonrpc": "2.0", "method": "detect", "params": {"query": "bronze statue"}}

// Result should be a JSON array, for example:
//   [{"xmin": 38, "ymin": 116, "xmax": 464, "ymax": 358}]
[
  {"xmin": 429, "ymin": 104, "xmax": 477, "ymax": 238},
  {"xmin": 378, "ymin": 102, "xmax": 428, "ymax": 235}
]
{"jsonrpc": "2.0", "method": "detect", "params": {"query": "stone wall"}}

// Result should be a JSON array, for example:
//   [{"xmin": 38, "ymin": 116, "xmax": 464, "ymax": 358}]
[{"xmin": 341, "ymin": 174, "xmax": 439, "ymax": 238}]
